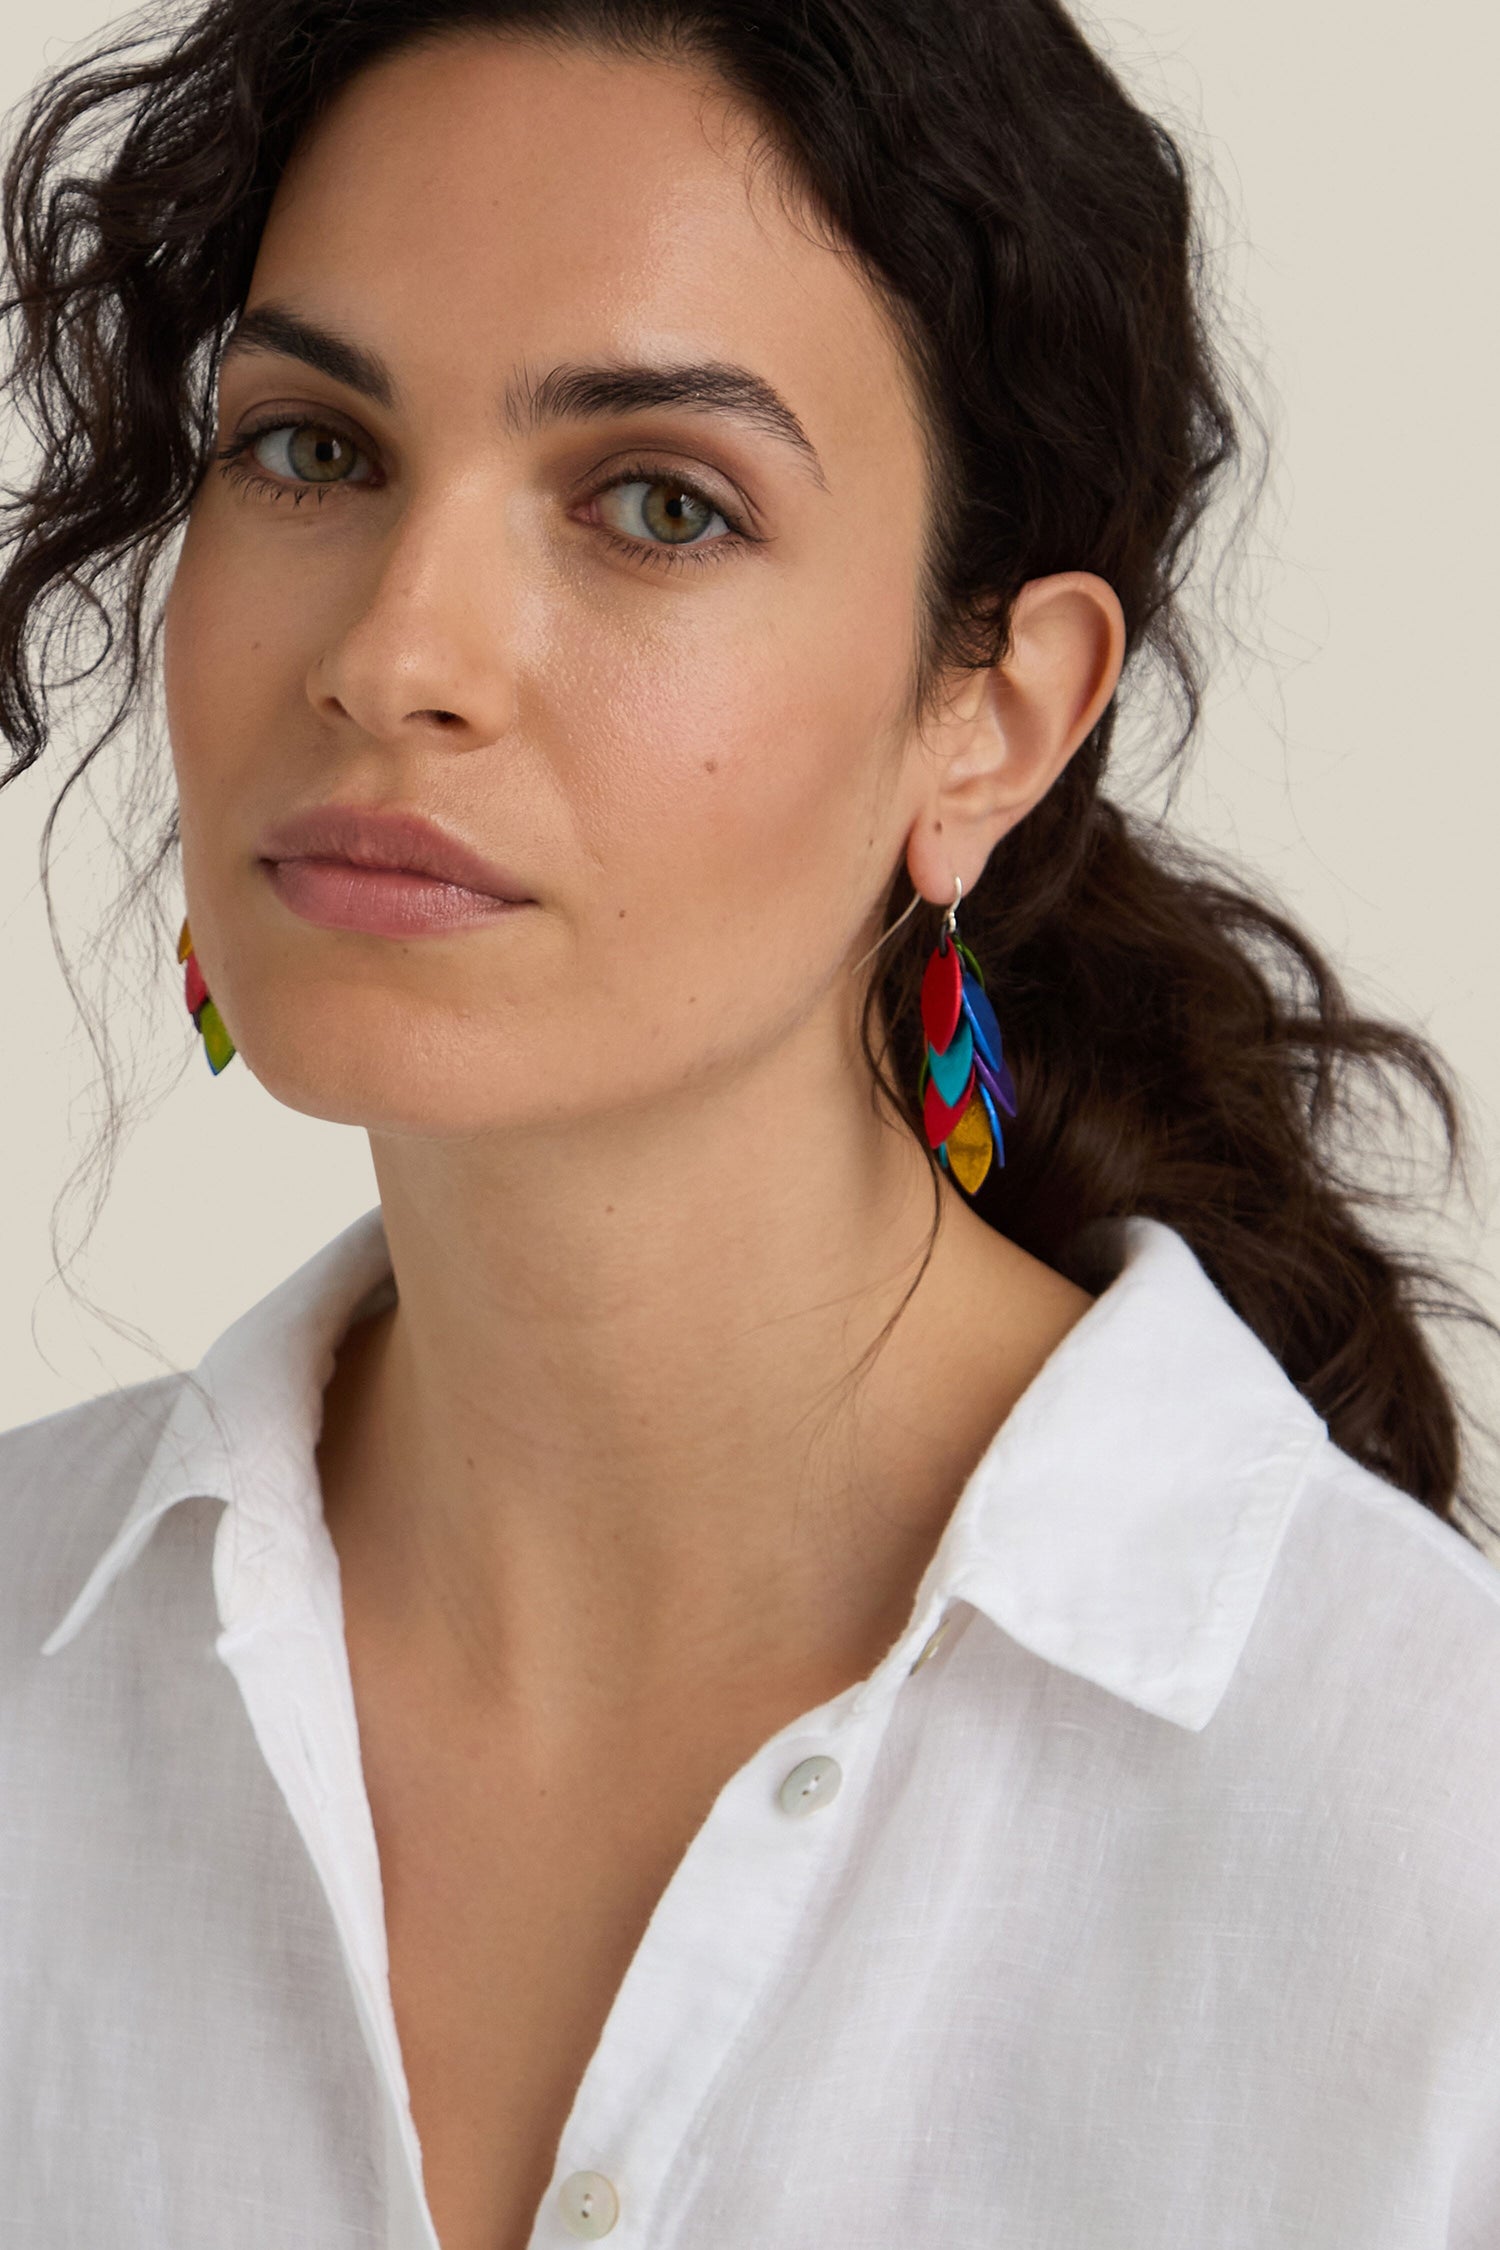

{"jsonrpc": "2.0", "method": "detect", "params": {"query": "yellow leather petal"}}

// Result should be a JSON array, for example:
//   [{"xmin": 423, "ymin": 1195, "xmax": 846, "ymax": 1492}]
[{"xmin": 946, "ymin": 1092, "xmax": 993, "ymax": 1194}]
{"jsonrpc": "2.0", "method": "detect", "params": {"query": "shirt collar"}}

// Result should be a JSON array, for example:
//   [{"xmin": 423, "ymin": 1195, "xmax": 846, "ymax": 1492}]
[
  {"xmin": 40, "ymin": 1205, "xmax": 397, "ymax": 1659},
  {"xmin": 915, "ymin": 1215, "xmax": 1327, "ymax": 1730},
  {"xmin": 40, "ymin": 1206, "xmax": 1326, "ymax": 1732}
]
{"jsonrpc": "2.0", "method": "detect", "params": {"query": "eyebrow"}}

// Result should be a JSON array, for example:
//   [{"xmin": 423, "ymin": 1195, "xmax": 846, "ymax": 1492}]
[{"xmin": 218, "ymin": 302, "xmax": 828, "ymax": 489}]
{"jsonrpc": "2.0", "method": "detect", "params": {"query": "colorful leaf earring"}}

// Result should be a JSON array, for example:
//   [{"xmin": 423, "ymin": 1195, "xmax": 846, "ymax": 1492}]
[
  {"xmin": 916, "ymin": 876, "xmax": 1016, "ymax": 1194},
  {"xmin": 177, "ymin": 917, "xmax": 237, "ymax": 1075}
]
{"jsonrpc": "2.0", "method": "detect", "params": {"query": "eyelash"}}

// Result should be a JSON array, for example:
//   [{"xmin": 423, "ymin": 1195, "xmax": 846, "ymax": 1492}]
[{"xmin": 211, "ymin": 418, "xmax": 753, "ymax": 572}]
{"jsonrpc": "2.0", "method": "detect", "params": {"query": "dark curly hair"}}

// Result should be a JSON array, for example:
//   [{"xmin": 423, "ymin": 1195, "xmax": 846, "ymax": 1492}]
[{"xmin": 1, "ymin": 0, "xmax": 1493, "ymax": 1543}]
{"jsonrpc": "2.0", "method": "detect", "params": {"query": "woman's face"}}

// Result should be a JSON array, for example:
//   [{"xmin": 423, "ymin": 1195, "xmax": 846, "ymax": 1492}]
[{"xmin": 163, "ymin": 33, "xmax": 948, "ymax": 1138}]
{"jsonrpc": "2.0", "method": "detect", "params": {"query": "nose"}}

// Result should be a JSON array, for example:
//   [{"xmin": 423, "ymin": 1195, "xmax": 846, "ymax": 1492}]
[{"xmin": 305, "ymin": 486, "xmax": 516, "ymax": 751}]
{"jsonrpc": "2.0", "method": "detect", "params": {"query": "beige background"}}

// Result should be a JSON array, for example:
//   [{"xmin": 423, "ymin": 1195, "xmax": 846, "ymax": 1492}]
[{"xmin": 1, "ymin": 3, "xmax": 1495, "ymax": 1493}]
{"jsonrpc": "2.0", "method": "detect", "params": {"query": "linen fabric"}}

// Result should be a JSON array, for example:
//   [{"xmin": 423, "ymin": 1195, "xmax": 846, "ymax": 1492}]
[{"xmin": 3, "ymin": 1206, "xmax": 1500, "ymax": 2247}]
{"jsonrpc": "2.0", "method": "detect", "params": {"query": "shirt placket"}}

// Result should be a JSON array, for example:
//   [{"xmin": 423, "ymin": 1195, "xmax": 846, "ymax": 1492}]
[
  {"xmin": 220, "ymin": 1531, "xmax": 958, "ymax": 2250},
  {"xmin": 522, "ymin": 1715, "xmax": 868, "ymax": 2245},
  {"xmin": 523, "ymin": 1616, "xmax": 955, "ymax": 2248},
  {"xmin": 215, "ymin": 1593, "xmax": 442, "ymax": 2250}
]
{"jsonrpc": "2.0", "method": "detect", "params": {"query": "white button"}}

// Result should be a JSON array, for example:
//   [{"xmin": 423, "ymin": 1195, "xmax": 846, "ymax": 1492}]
[
  {"xmin": 558, "ymin": 2171, "xmax": 619, "ymax": 2237},
  {"xmin": 909, "ymin": 1618, "xmax": 951, "ymax": 1674},
  {"xmin": 778, "ymin": 1754, "xmax": 842, "ymax": 1816}
]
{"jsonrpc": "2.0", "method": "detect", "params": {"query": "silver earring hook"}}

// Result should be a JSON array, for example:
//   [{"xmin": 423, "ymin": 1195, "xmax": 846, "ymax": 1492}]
[
  {"xmin": 849, "ymin": 886, "xmax": 920, "ymax": 977},
  {"xmin": 850, "ymin": 870, "xmax": 963, "ymax": 979}
]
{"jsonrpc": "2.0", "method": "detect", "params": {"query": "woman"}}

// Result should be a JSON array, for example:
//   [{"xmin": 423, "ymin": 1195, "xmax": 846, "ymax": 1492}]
[{"xmin": 1, "ymin": 0, "xmax": 1497, "ymax": 2243}]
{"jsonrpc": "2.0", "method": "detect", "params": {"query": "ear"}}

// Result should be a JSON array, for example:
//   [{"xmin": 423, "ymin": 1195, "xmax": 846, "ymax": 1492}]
[{"xmin": 905, "ymin": 571, "xmax": 1125, "ymax": 908}]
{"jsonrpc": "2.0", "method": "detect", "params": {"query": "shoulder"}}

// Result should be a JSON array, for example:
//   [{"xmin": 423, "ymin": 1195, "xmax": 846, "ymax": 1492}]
[
  {"xmin": 1290, "ymin": 1436, "xmax": 1500, "ymax": 1648},
  {"xmin": 1243, "ymin": 1434, "xmax": 1500, "ymax": 1837},
  {"xmin": 0, "ymin": 1375, "xmax": 185, "ymax": 1645}
]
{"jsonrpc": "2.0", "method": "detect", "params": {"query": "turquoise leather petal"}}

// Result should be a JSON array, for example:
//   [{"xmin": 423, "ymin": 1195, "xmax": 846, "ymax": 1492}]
[{"xmin": 928, "ymin": 1016, "xmax": 974, "ymax": 1107}]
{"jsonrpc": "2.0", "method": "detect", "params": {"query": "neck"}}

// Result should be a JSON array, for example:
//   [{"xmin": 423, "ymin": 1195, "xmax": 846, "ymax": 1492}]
[{"xmin": 316, "ymin": 1028, "xmax": 1089, "ymax": 1738}]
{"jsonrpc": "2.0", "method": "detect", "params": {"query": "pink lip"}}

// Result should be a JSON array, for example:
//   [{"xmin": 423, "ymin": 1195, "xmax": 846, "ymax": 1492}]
[{"xmin": 256, "ymin": 803, "xmax": 536, "ymax": 938}]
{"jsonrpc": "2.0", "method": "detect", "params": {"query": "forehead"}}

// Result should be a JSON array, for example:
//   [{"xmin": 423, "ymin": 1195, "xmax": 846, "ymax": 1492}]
[{"xmin": 246, "ymin": 32, "xmax": 922, "ymax": 474}]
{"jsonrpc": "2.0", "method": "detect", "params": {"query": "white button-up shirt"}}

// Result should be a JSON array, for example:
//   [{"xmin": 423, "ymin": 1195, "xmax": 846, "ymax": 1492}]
[{"xmin": 5, "ymin": 1207, "xmax": 1500, "ymax": 2246}]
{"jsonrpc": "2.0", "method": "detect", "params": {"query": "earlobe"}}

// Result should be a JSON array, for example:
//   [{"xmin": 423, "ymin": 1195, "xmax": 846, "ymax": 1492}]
[{"xmin": 906, "ymin": 570, "xmax": 1124, "ymax": 906}]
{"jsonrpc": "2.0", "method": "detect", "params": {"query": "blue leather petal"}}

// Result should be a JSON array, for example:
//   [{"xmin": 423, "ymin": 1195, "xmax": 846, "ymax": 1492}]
[
  {"xmin": 961, "ymin": 976, "xmax": 1003, "ymax": 1071},
  {"xmin": 977, "ymin": 1079, "xmax": 1005, "ymax": 1167}
]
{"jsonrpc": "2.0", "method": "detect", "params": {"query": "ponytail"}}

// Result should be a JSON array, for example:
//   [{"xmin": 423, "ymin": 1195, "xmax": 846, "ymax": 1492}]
[{"xmin": 866, "ymin": 750, "xmax": 1480, "ymax": 1517}]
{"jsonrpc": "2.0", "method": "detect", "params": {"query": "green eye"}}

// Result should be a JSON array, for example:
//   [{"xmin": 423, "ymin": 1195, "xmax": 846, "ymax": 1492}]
[
  {"xmin": 638, "ymin": 480, "xmax": 717, "ymax": 543},
  {"xmin": 257, "ymin": 423, "xmax": 363, "ymax": 484},
  {"xmin": 599, "ymin": 474, "xmax": 727, "ymax": 548}
]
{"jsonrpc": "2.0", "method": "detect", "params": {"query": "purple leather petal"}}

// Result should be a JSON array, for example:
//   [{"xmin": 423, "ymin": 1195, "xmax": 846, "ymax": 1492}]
[{"xmin": 975, "ymin": 1049, "xmax": 1018, "ymax": 1120}]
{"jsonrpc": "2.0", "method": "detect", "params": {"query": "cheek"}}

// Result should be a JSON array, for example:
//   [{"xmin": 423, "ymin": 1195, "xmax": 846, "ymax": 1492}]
[
  {"xmin": 521, "ymin": 562, "xmax": 914, "ymax": 1106},
  {"xmin": 556, "ymin": 554, "xmax": 916, "ymax": 925},
  {"xmin": 162, "ymin": 518, "xmax": 320, "ymax": 881},
  {"xmin": 163, "ymin": 515, "xmax": 310, "ymax": 769}
]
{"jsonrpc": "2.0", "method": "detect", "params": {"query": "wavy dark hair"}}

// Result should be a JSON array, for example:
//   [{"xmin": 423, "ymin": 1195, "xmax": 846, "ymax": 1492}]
[{"xmin": 0, "ymin": 0, "xmax": 1493, "ymax": 1543}]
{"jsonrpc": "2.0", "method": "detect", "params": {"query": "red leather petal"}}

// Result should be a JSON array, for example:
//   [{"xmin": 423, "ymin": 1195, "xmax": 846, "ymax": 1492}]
[
  {"xmin": 183, "ymin": 951, "xmax": 208, "ymax": 1017},
  {"xmin": 923, "ymin": 1063, "xmax": 975, "ymax": 1147},
  {"xmin": 920, "ymin": 939, "xmax": 964, "ymax": 1050}
]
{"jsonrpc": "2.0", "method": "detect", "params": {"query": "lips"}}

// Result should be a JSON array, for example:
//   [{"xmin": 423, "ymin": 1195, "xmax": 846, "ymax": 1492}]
[{"xmin": 256, "ymin": 803, "xmax": 533, "ymax": 902}]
